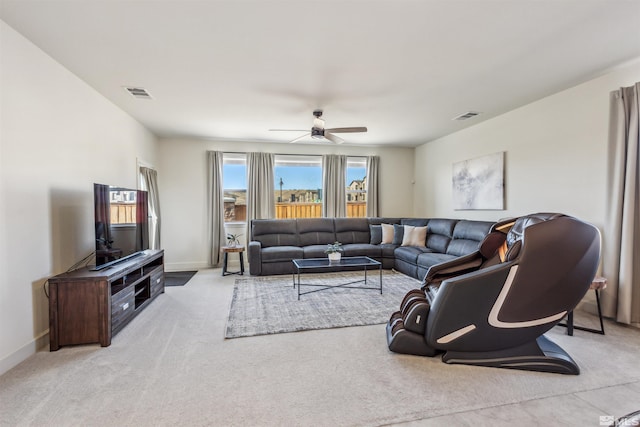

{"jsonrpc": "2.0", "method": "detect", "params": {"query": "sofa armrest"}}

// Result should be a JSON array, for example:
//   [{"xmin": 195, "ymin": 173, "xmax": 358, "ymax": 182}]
[{"xmin": 248, "ymin": 241, "xmax": 262, "ymax": 275}]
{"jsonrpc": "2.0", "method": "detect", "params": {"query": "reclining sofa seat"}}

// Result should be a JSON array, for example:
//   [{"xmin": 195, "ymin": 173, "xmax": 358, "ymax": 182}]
[
  {"xmin": 393, "ymin": 218, "xmax": 494, "ymax": 279},
  {"xmin": 386, "ymin": 213, "xmax": 601, "ymax": 375},
  {"xmin": 249, "ymin": 219, "xmax": 302, "ymax": 276}
]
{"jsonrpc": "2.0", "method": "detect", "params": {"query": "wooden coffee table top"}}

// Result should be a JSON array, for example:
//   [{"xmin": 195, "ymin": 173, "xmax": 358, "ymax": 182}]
[{"xmin": 222, "ymin": 246, "xmax": 245, "ymax": 253}]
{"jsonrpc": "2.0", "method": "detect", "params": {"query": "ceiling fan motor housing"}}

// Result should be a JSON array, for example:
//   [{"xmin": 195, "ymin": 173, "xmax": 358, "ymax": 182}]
[{"xmin": 311, "ymin": 127, "xmax": 324, "ymax": 139}]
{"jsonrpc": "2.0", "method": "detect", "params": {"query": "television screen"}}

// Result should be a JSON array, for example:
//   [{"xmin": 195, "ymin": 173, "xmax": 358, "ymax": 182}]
[{"xmin": 94, "ymin": 183, "xmax": 149, "ymax": 269}]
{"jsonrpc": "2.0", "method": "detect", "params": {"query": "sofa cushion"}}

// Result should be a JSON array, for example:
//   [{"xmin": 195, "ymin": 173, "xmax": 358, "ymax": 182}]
[
  {"xmin": 395, "ymin": 246, "xmax": 433, "ymax": 264},
  {"xmin": 446, "ymin": 220, "xmax": 495, "ymax": 256},
  {"xmin": 401, "ymin": 225, "xmax": 427, "ymax": 247},
  {"xmin": 416, "ymin": 252, "xmax": 458, "ymax": 269},
  {"xmin": 303, "ymin": 244, "xmax": 330, "ymax": 259},
  {"xmin": 369, "ymin": 225, "xmax": 382, "ymax": 245},
  {"xmin": 453, "ymin": 220, "xmax": 494, "ymax": 241},
  {"xmin": 297, "ymin": 218, "xmax": 336, "ymax": 246},
  {"xmin": 380, "ymin": 243, "xmax": 398, "ymax": 258},
  {"xmin": 342, "ymin": 243, "xmax": 382, "ymax": 258},
  {"xmin": 446, "ymin": 239, "xmax": 482, "ymax": 257},
  {"xmin": 252, "ymin": 219, "xmax": 299, "ymax": 248},
  {"xmin": 381, "ymin": 223, "xmax": 394, "ymax": 244},
  {"xmin": 425, "ymin": 219, "xmax": 457, "ymax": 253},
  {"xmin": 392, "ymin": 224, "xmax": 405, "ymax": 245},
  {"xmin": 261, "ymin": 246, "xmax": 304, "ymax": 262},
  {"xmin": 335, "ymin": 218, "xmax": 370, "ymax": 244}
]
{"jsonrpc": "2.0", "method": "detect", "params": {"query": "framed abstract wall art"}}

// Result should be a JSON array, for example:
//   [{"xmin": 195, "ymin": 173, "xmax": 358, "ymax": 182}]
[{"xmin": 452, "ymin": 152, "xmax": 504, "ymax": 210}]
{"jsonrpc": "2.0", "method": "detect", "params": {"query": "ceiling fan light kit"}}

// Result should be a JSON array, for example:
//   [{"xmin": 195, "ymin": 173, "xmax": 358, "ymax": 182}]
[{"xmin": 271, "ymin": 110, "xmax": 367, "ymax": 144}]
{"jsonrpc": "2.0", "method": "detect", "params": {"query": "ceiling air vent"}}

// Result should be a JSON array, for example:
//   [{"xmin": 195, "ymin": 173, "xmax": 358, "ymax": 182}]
[
  {"xmin": 124, "ymin": 86, "xmax": 153, "ymax": 100},
  {"xmin": 453, "ymin": 111, "xmax": 480, "ymax": 121}
]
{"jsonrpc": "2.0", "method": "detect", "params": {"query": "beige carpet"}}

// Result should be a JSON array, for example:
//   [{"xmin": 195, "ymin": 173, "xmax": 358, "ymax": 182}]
[
  {"xmin": 226, "ymin": 270, "xmax": 421, "ymax": 338},
  {"xmin": 1, "ymin": 268, "xmax": 640, "ymax": 426}
]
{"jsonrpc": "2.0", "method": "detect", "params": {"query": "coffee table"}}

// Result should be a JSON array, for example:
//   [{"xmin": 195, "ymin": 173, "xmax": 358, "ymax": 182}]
[{"xmin": 292, "ymin": 256, "xmax": 382, "ymax": 300}]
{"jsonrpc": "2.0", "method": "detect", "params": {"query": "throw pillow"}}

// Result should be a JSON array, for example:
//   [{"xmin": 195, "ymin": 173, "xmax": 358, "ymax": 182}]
[
  {"xmin": 381, "ymin": 223, "xmax": 394, "ymax": 244},
  {"xmin": 370, "ymin": 224, "xmax": 382, "ymax": 245},
  {"xmin": 392, "ymin": 224, "xmax": 405, "ymax": 245},
  {"xmin": 401, "ymin": 225, "xmax": 428, "ymax": 247}
]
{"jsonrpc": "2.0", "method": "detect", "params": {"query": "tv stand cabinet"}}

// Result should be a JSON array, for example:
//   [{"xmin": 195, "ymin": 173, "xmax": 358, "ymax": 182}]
[{"xmin": 48, "ymin": 249, "xmax": 164, "ymax": 351}]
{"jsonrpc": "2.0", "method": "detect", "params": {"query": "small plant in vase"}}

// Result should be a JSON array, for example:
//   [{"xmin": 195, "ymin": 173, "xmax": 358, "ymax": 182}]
[
  {"xmin": 226, "ymin": 233, "xmax": 242, "ymax": 247},
  {"xmin": 325, "ymin": 241, "xmax": 344, "ymax": 263}
]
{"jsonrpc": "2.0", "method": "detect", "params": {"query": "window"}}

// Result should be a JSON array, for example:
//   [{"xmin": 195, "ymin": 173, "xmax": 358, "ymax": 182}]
[
  {"xmin": 222, "ymin": 153, "xmax": 247, "ymax": 223},
  {"xmin": 346, "ymin": 157, "xmax": 367, "ymax": 218},
  {"xmin": 221, "ymin": 153, "xmax": 367, "ymax": 220},
  {"xmin": 274, "ymin": 155, "xmax": 322, "ymax": 219}
]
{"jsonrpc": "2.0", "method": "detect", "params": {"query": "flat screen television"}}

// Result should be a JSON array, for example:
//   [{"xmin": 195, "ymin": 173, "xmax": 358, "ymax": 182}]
[{"xmin": 93, "ymin": 183, "xmax": 149, "ymax": 270}]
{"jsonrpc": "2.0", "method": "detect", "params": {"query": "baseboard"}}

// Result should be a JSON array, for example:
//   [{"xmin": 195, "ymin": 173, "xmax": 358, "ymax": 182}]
[
  {"xmin": 0, "ymin": 331, "xmax": 49, "ymax": 376},
  {"xmin": 164, "ymin": 261, "xmax": 247, "ymax": 272},
  {"xmin": 164, "ymin": 261, "xmax": 211, "ymax": 272}
]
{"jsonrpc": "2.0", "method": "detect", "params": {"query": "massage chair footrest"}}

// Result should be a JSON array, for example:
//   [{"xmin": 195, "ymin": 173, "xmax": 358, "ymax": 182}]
[
  {"xmin": 441, "ymin": 335, "xmax": 580, "ymax": 375},
  {"xmin": 386, "ymin": 320, "xmax": 437, "ymax": 357}
]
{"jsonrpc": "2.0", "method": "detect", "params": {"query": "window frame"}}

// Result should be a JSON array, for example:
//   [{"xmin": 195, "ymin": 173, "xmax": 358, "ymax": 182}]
[{"xmin": 222, "ymin": 152, "xmax": 248, "ymax": 224}]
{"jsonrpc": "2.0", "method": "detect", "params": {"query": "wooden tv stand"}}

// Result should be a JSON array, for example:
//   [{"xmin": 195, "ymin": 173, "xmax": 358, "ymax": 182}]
[{"xmin": 48, "ymin": 249, "xmax": 164, "ymax": 351}]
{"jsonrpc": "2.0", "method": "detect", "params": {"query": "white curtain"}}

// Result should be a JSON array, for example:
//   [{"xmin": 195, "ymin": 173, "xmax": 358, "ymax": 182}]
[
  {"xmin": 602, "ymin": 82, "xmax": 640, "ymax": 326},
  {"xmin": 247, "ymin": 152, "xmax": 275, "ymax": 239},
  {"xmin": 322, "ymin": 154, "xmax": 346, "ymax": 217},
  {"xmin": 207, "ymin": 151, "xmax": 227, "ymax": 267},
  {"xmin": 140, "ymin": 167, "xmax": 161, "ymax": 250},
  {"xmin": 366, "ymin": 155, "xmax": 379, "ymax": 217}
]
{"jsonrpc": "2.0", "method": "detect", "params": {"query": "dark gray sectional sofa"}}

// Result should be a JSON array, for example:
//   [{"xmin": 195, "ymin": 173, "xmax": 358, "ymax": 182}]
[{"xmin": 248, "ymin": 217, "xmax": 495, "ymax": 280}]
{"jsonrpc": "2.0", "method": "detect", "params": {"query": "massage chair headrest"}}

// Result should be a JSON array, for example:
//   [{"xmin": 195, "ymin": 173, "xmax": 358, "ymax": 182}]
[
  {"xmin": 504, "ymin": 213, "xmax": 565, "ymax": 260},
  {"xmin": 479, "ymin": 213, "xmax": 565, "ymax": 262}
]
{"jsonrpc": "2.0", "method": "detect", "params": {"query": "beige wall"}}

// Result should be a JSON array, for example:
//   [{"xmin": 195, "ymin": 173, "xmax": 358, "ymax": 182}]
[
  {"xmin": 413, "ymin": 59, "xmax": 640, "ymax": 232},
  {"xmin": 0, "ymin": 22, "xmax": 158, "ymax": 374},
  {"xmin": 157, "ymin": 138, "xmax": 415, "ymax": 271}
]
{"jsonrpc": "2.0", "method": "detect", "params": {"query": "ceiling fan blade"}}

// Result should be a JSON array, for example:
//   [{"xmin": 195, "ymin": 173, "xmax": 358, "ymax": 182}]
[
  {"xmin": 325, "ymin": 127, "xmax": 367, "ymax": 133},
  {"xmin": 289, "ymin": 133, "xmax": 310, "ymax": 143},
  {"xmin": 324, "ymin": 132, "xmax": 344, "ymax": 145},
  {"xmin": 269, "ymin": 129, "xmax": 309, "ymax": 132}
]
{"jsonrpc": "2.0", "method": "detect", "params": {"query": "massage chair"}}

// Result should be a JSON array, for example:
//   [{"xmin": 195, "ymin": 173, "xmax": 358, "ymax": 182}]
[{"xmin": 386, "ymin": 213, "xmax": 601, "ymax": 374}]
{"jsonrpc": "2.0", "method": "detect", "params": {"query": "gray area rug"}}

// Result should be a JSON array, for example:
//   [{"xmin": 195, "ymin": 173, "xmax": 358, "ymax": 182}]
[{"xmin": 225, "ymin": 270, "xmax": 421, "ymax": 338}]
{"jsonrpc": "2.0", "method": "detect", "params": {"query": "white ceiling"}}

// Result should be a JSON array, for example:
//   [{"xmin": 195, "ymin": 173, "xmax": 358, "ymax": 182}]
[{"xmin": 2, "ymin": 0, "xmax": 640, "ymax": 147}]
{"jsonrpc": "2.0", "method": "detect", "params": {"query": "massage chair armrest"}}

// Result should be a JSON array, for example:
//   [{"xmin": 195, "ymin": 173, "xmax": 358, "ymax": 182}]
[
  {"xmin": 248, "ymin": 241, "xmax": 262, "ymax": 275},
  {"xmin": 425, "ymin": 261, "xmax": 525, "ymax": 351},
  {"xmin": 421, "ymin": 251, "xmax": 483, "ymax": 289},
  {"xmin": 426, "ymin": 261, "xmax": 556, "ymax": 352}
]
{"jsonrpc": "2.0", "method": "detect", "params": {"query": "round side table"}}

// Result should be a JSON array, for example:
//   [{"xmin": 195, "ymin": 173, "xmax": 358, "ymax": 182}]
[{"xmin": 221, "ymin": 246, "xmax": 245, "ymax": 276}]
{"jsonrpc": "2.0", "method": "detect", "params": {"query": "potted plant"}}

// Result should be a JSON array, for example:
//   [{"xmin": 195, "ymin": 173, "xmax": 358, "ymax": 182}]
[
  {"xmin": 325, "ymin": 241, "xmax": 343, "ymax": 263},
  {"xmin": 226, "ymin": 233, "xmax": 242, "ymax": 247}
]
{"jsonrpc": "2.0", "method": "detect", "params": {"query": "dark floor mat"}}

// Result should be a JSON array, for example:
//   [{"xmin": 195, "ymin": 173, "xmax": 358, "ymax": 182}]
[{"xmin": 165, "ymin": 271, "xmax": 197, "ymax": 286}]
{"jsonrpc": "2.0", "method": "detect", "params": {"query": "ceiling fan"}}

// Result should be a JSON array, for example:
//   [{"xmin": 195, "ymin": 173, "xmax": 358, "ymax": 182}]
[{"xmin": 269, "ymin": 110, "xmax": 367, "ymax": 144}]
